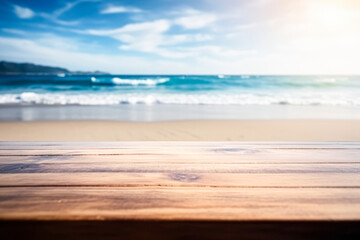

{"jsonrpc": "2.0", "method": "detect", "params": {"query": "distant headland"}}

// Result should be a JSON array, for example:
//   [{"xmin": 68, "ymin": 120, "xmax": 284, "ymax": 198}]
[{"xmin": 0, "ymin": 61, "xmax": 108, "ymax": 75}]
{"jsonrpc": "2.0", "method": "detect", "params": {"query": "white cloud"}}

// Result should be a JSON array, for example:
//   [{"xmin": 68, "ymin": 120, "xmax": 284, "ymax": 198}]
[
  {"xmin": 2, "ymin": 29, "xmax": 82, "ymax": 51},
  {"xmin": 37, "ymin": 34, "xmax": 79, "ymax": 51},
  {"xmin": 174, "ymin": 13, "xmax": 217, "ymax": 29},
  {"xmin": 236, "ymin": 23, "xmax": 259, "ymax": 30},
  {"xmin": 85, "ymin": 20, "xmax": 212, "ymax": 58},
  {"xmin": 101, "ymin": 5, "xmax": 142, "ymax": 14},
  {"xmin": 36, "ymin": 0, "xmax": 98, "ymax": 26},
  {"xmin": 52, "ymin": 0, "xmax": 99, "ymax": 16},
  {"xmin": 86, "ymin": 20, "xmax": 170, "ymax": 36},
  {"xmin": 13, "ymin": 5, "xmax": 35, "ymax": 19},
  {"xmin": 2, "ymin": 28, "xmax": 28, "ymax": 35},
  {"xmin": 38, "ymin": 13, "xmax": 80, "ymax": 26},
  {"xmin": 38, "ymin": 0, "xmax": 83, "ymax": 26},
  {"xmin": 106, "ymin": 19, "xmax": 170, "ymax": 34},
  {"xmin": 0, "ymin": 36, "xmax": 241, "ymax": 74},
  {"xmin": 86, "ymin": 19, "xmax": 170, "ymax": 51},
  {"xmin": 178, "ymin": 34, "xmax": 213, "ymax": 42},
  {"xmin": 0, "ymin": 36, "xmax": 192, "ymax": 74},
  {"xmin": 54, "ymin": 0, "xmax": 85, "ymax": 16},
  {"xmin": 252, "ymin": 0, "xmax": 275, "ymax": 7},
  {"xmin": 178, "ymin": 46, "xmax": 257, "ymax": 58},
  {"xmin": 83, "ymin": 7, "xmax": 220, "ymax": 59},
  {"xmin": 2, "ymin": 35, "xmax": 359, "ymax": 75},
  {"xmin": 86, "ymin": 20, "xmax": 169, "ymax": 56}
]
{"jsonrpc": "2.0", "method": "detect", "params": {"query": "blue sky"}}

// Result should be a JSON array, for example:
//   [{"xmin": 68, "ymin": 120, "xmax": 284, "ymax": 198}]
[{"xmin": 0, "ymin": 0, "xmax": 359, "ymax": 74}]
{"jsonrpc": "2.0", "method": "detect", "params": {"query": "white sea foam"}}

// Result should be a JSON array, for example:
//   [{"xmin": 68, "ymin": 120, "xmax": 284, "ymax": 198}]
[
  {"xmin": 89, "ymin": 77, "xmax": 169, "ymax": 85},
  {"xmin": 315, "ymin": 78, "xmax": 337, "ymax": 83},
  {"xmin": 111, "ymin": 77, "xmax": 169, "ymax": 85},
  {"xmin": 218, "ymin": 75, "xmax": 231, "ymax": 79},
  {"xmin": 1, "ymin": 92, "xmax": 360, "ymax": 106},
  {"xmin": 314, "ymin": 77, "xmax": 349, "ymax": 84}
]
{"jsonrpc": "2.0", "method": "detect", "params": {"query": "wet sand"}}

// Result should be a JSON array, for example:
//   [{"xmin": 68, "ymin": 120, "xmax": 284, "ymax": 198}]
[{"xmin": 0, "ymin": 120, "xmax": 359, "ymax": 141}]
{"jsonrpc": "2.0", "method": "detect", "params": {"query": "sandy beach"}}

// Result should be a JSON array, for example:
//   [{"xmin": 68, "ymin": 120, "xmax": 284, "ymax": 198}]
[{"xmin": 1, "ymin": 120, "xmax": 359, "ymax": 141}]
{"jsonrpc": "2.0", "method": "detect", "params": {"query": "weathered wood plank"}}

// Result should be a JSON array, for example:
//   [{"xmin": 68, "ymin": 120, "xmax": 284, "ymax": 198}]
[
  {"xmin": 1, "ymin": 148, "xmax": 359, "ymax": 169},
  {"xmin": 1, "ymin": 141, "xmax": 359, "ymax": 148},
  {"xmin": 1, "ymin": 187, "xmax": 360, "ymax": 220},
  {"xmin": 0, "ymin": 151, "xmax": 359, "ymax": 164},
  {"xmin": 0, "ymin": 163, "xmax": 358, "ymax": 174},
  {"xmin": 0, "ymin": 141, "xmax": 359, "ymax": 225},
  {"xmin": 4, "ymin": 148, "xmax": 360, "ymax": 156},
  {"xmin": 1, "ymin": 172, "xmax": 359, "ymax": 187},
  {"xmin": 1, "ymin": 142, "xmax": 360, "ymax": 155}
]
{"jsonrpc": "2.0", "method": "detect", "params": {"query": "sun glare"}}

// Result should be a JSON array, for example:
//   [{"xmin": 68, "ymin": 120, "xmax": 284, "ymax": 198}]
[{"xmin": 307, "ymin": 2, "xmax": 357, "ymax": 28}]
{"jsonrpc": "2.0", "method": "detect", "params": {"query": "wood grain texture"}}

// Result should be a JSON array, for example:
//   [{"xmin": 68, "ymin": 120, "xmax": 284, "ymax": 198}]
[
  {"xmin": 1, "ymin": 172, "xmax": 359, "ymax": 187},
  {"xmin": 0, "ymin": 142, "xmax": 359, "ymax": 223},
  {"xmin": 1, "ymin": 187, "xmax": 360, "ymax": 220}
]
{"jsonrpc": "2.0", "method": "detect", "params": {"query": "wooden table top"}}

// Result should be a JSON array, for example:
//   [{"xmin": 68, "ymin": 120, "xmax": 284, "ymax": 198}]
[{"xmin": 0, "ymin": 142, "xmax": 359, "ymax": 239}]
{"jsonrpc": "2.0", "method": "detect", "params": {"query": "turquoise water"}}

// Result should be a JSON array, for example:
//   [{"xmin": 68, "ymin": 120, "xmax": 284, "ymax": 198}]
[{"xmin": 0, "ymin": 74, "xmax": 360, "ymax": 106}]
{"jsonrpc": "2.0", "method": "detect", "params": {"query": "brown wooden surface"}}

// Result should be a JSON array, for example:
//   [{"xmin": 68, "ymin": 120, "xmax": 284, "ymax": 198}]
[
  {"xmin": 0, "ymin": 142, "xmax": 360, "ymax": 239},
  {"xmin": 0, "ymin": 142, "xmax": 360, "ymax": 221}
]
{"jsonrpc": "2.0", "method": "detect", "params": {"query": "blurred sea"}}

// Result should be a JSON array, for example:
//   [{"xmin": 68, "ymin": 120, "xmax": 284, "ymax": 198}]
[
  {"xmin": 1, "ymin": 74, "xmax": 360, "ymax": 121},
  {"xmin": 1, "ymin": 75, "xmax": 360, "ymax": 106}
]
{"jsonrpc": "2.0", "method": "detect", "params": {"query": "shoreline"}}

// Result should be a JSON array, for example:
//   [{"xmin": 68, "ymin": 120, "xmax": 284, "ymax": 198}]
[
  {"xmin": 1, "ymin": 120, "xmax": 360, "ymax": 141},
  {"xmin": 1, "ymin": 104, "xmax": 360, "ymax": 121}
]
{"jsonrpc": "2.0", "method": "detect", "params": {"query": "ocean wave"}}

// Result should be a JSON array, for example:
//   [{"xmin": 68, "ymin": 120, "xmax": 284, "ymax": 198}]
[
  {"xmin": 314, "ymin": 77, "xmax": 349, "ymax": 83},
  {"xmin": 1, "ymin": 75, "xmax": 358, "ymax": 90},
  {"xmin": 1, "ymin": 92, "xmax": 360, "ymax": 106},
  {"xmin": 217, "ymin": 75, "xmax": 232, "ymax": 79},
  {"xmin": 91, "ymin": 77, "xmax": 169, "ymax": 86}
]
